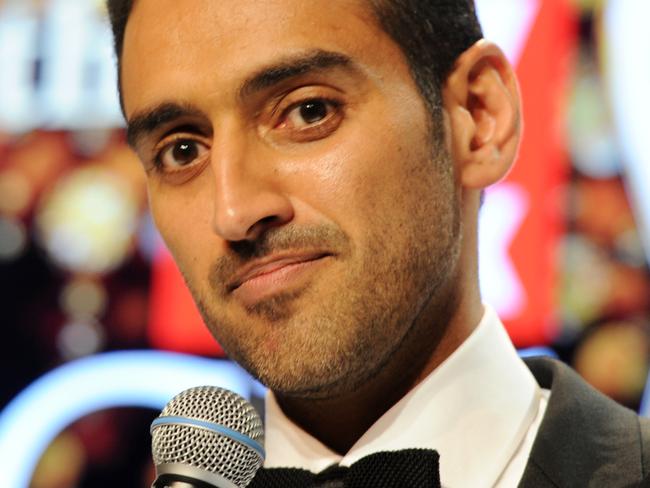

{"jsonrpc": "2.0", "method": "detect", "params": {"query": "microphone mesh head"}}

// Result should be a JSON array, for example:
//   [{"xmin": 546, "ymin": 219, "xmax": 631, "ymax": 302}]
[{"xmin": 151, "ymin": 386, "xmax": 264, "ymax": 487}]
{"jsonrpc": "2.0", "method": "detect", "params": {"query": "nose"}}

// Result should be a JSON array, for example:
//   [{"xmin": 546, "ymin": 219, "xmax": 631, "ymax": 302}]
[{"xmin": 210, "ymin": 133, "xmax": 294, "ymax": 243}]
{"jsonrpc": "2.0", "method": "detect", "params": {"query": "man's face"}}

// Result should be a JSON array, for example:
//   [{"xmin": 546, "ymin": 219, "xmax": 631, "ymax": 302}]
[{"xmin": 121, "ymin": 0, "xmax": 462, "ymax": 397}]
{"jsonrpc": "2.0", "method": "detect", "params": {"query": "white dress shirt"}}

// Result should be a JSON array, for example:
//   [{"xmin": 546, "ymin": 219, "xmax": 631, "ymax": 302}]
[{"xmin": 264, "ymin": 305, "xmax": 550, "ymax": 487}]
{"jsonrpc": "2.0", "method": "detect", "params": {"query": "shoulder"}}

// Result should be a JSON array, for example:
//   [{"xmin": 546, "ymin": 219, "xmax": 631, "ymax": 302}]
[{"xmin": 519, "ymin": 357, "xmax": 650, "ymax": 487}]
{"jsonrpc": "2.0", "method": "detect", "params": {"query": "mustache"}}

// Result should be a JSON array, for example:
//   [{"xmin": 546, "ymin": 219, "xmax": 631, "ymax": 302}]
[{"xmin": 208, "ymin": 224, "xmax": 350, "ymax": 293}]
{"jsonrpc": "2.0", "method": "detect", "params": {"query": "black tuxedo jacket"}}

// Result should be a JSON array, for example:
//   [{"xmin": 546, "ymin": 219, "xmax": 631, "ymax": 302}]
[{"xmin": 520, "ymin": 357, "xmax": 650, "ymax": 487}]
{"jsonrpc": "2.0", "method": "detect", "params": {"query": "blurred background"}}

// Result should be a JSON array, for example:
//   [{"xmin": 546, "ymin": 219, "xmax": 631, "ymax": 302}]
[{"xmin": 0, "ymin": 0, "xmax": 649, "ymax": 486}]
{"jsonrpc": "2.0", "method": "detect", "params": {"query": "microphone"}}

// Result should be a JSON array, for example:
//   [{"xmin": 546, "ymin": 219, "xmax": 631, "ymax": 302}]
[{"xmin": 150, "ymin": 386, "xmax": 265, "ymax": 488}]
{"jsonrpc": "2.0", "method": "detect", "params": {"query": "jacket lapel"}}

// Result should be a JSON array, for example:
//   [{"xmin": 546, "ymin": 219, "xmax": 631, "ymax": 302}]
[{"xmin": 519, "ymin": 358, "xmax": 647, "ymax": 487}]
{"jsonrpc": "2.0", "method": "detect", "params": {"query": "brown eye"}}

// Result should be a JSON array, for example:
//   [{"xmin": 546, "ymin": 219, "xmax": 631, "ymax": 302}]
[
  {"xmin": 299, "ymin": 101, "xmax": 328, "ymax": 124},
  {"xmin": 286, "ymin": 99, "xmax": 336, "ymax": 128},
  {"xmin": 158, "ymin": 139, "xmax": 208, "ymax": 169}
]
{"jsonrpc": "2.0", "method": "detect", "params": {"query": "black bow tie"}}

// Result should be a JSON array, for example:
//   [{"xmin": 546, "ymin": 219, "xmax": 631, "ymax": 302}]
[{"xmin": 248, "ymin": 448, "xmax": 440, "ymax": 487}]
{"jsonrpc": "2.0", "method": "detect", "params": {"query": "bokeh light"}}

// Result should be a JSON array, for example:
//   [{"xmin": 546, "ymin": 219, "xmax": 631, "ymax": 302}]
[
  {"xmin": 0, "ymin": 216, "xmax": 27, "ymax": 260},
  {"xmin": 60, "ymin": 277, "xmax": 108, "ymax": 319},
  {"xmin": 57, "ymin": 319, "xmax": 106, "ymax": 360},
  {"xmin": 574, "ymin": 321, "xmax": 649, "ymax": 404},
  {"xmin": 0, "ymin": 168, "xmax": 33, "ymax": 216},
  {"xmin": 35, "ymin": 166, "xmax": 138, "ymax": 274}
]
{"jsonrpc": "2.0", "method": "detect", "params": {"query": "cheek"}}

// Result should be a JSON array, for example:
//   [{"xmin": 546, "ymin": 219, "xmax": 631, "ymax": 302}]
[
  {"xmin": 147, "ymin": 183, "xmax": 214, "ymax": 279},
  {"xmin": 287, "ymin": 110, "xmax": 432, "ymax": 232}
]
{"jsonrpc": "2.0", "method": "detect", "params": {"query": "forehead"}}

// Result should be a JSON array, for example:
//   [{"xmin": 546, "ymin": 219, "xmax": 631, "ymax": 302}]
[{"xmin": 120, "ymin": 0, "xmax": 414, "ymax": 116}]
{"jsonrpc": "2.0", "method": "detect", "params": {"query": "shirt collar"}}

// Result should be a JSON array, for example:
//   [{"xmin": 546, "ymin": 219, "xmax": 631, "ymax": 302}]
[{"xmin": 264, "ymin": 305, "xmax": 541, "ymax": 487}]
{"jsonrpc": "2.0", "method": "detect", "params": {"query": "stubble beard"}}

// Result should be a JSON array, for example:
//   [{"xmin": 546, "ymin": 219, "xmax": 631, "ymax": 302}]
[{"xmin": 185, "ymin": 148, "xmax": 462, "ymax": 400}]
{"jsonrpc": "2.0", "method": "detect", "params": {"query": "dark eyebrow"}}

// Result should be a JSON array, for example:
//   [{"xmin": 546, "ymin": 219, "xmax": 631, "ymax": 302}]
[
  {"xmin": 240, "ymin": 49, "xmax": 356, "ymax": 98},
  {"xmin": 126, "ymin": 50, "xmax": 356, "ymax": 148},
  {"xmin": 126, "ymin": 103, "xmax": 204, "ymax": 148}
]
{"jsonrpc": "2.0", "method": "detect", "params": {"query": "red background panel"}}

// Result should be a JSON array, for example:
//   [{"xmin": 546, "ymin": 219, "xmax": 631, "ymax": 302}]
[
  {"xmin": 148, "ymin": 247, "xmax": 225, "ymax": 356},
  {"xmin": 503, "ymin": 0, "xmax": 578, "ymax": 346}
]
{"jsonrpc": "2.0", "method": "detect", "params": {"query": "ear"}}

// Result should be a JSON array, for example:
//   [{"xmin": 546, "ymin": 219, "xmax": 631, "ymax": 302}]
[{"xmin": 443, "ymin": 40, "xmax": 521, "ymax": 189}]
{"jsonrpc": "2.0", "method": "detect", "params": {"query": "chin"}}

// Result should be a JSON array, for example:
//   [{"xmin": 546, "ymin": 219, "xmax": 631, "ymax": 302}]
[{"xmin": 251, "ymin": 348, "xmax": 386, "ymax": 400}]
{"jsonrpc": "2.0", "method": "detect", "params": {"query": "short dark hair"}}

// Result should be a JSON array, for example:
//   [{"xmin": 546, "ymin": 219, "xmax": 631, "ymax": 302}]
[{"xmin": 106, "ymin": 0, "xmax": 483, "ymax": 115}]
